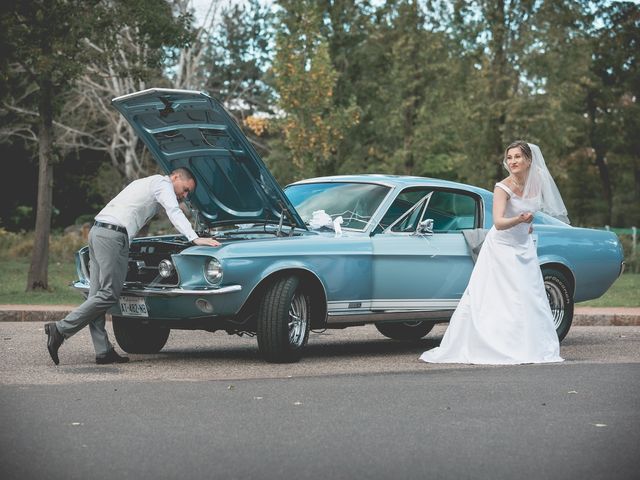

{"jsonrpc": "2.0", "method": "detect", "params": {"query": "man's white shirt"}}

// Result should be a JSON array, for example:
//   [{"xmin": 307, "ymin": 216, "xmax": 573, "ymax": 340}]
[{"xmin": 95, "ymin": 175, "xmax": 198, "ymax": 242}]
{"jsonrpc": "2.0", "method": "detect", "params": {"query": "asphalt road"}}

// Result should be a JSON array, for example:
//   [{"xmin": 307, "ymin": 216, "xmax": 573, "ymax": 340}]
[{"xmin": 1, "ymin": 323, "xmax": 639, "ymax": 480}]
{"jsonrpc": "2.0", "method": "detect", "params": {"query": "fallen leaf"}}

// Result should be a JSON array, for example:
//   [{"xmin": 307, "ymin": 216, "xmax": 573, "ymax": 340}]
[{"xmin": 227, "ymin": 385, "xmax": 235, "ymax": 390}]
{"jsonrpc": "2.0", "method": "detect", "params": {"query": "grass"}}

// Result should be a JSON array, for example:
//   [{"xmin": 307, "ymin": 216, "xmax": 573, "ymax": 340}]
[
  {"xmin": 0, "ymin": 258, "xmax": 637, "ymax": 308},
  {"xmin": 0, "ymin": 259, "xmax": 82, "ymax": 305},
  {"xmin": 577, "ymin": 273, "xmax": 639, "ymax": 308}
]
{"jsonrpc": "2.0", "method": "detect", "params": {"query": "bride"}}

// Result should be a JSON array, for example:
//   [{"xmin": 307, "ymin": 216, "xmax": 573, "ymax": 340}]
[{"xmin": 420, "ymin": 141, "xmax": 569, "ymax": 364}]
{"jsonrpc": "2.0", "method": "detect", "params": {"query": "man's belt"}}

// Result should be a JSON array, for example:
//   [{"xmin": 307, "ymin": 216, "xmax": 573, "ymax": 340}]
[{"xmin": 93, "ymin": 221, "xmax": 128, "ymax": 236}]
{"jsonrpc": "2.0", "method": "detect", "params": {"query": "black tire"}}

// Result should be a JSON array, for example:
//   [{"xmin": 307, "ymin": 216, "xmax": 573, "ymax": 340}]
[
  {"xmin": 112, "ymin": 316, "xmax": 170, "ymax": 354},
  {"xmin": 375, "ymin": 321, "xmax": 435, "ymax": 341},
  {"xmin": 542, "ymin": 268, "xmax": 574, "ymax": 342},
  {"xmin": 257, "ymin": 275, "xmax": 311, "ymax": 363}
]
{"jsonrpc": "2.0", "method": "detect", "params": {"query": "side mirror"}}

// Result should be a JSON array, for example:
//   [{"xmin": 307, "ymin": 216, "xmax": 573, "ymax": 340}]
[{"xmin": 416, "ymin": 218, "xmax": 434, "ymax": 235}]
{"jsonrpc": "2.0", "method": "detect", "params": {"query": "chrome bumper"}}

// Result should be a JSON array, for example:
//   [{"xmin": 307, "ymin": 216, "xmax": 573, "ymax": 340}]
[{"xmin": 72, "ymin": 281, "xmax": 241, "ymax": 297}]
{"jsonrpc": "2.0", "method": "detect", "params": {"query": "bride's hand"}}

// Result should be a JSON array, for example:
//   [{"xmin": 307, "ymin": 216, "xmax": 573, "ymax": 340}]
[{"xmin": 518, "ymin": 212, "xmax": 534, "ymax": 224}]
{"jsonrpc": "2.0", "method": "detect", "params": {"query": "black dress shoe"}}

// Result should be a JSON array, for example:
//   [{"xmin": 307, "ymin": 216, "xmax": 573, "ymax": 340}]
[
  {"xmin": 45, "ymin": 322, "xmax": 64, "ymax": 365},
  {"xmin": 96, "ymin": 349, "xmax": 130, "ymax": 365}
]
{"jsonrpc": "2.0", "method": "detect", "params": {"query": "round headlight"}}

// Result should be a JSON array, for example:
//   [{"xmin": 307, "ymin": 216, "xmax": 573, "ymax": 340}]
[
  {"xmin": 158, "ymin": 259, "xmax": 174, "ymax": 278},
  {"xmin": 205, "ymin": 258, "xmax": 223, "ymax": 284}
]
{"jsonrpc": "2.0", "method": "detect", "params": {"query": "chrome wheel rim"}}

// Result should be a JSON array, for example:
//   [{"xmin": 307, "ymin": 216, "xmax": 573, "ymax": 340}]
[
  {"xmin": 545, "ymin": 281, "xmax": 565, "ymax": 330},
  {"xmin": 288, "ymin": 292, "xmax": 308, "ymax": 348}
]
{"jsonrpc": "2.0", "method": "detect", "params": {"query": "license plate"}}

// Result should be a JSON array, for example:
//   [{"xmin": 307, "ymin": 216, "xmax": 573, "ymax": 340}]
[{"xmin": 119, "ymin": 296, "xmax": 148, "ymax": 317}]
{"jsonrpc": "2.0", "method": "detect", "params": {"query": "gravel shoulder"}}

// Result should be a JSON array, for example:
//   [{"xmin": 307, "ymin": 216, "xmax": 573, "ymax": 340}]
[{"xmin": 2, "ymin": 323, "xmax": 639, "ymax": 386}]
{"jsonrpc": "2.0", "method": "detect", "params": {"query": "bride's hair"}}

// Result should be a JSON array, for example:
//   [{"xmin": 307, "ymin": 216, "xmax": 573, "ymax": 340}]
[{"xmin": 504, "ymin": 140, "xmax": 532, "ymax": 163}]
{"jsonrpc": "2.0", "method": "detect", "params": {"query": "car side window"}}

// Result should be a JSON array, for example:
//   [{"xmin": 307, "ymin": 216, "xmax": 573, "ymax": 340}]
[
  {"xmin": 378, "ymin": 188, "xmax": 478, "ymax": 233},
  {"xmin": 425, "ymin": 191, "xmax": 477, "ymax": 232},
  {"xmin": 378, "ymin": 188, "xmax": 433, "ymax": 232}
]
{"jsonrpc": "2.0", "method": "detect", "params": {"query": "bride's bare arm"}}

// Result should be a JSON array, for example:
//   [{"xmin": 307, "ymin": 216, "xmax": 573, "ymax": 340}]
[{"xmin": 493, "ymin": 187, "xmax": 533, "ymax": 230}]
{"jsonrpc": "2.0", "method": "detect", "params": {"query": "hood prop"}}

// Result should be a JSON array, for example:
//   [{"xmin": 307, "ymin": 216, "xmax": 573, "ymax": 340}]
[{"xmin": 276, "ymin": 201, "xmax": 296, "ymax": 237}]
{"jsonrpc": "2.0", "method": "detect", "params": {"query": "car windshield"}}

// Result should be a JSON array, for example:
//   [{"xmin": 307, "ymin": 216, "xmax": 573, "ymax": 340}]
[{"xmin": 285, "ymin": 182, "xmax": 390, "ymax": 230}]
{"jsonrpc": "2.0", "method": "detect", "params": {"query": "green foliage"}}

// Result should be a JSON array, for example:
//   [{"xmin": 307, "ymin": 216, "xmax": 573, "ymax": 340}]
[
  {"xmin": 0, "ymin": 0, "xmax": 194, "ymax": 290},
  {"xmin": 272, "ymin": 0, "xmax": 360, "ymax": 179},
  {"xmin": 618, "ymin": 234, "xmax": 640, "ymax": 274},
  {"xmin": 204, "ymin": 0, "xmax": 276, "ymax": 157},
  {"xmin": 0, "ymin": 258, "xmax": 81, "ymax": 305},
  {"xmin": 578, "ymin": 274, "xmax": 640, "ymax": 307},
  {"xmin": 0, "ymin": 228, "xmax": 86, "ymax": 262},
  {"xmin": 1, "ymin": 0, "xmax": 639, "ymax": 231},
  {"xmin": 269, "ymin": 0, "xmax": 639, "ymax": 228},
  {"xmin": 1, "ymin": 0, "xmax": 97, "ymax": 101},
  {"xmin": 7, "ymin": 206, "xmax": 34, "ymax": 231},
  {"xmin": 206, "ymin": 0, "xmax": 274, "ymax": 104}
]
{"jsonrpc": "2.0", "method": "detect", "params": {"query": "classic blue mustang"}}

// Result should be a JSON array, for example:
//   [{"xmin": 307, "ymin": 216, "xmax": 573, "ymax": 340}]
[{"xmin": 72, "ymin": 89, "xmax": 625, "ymax": 362}]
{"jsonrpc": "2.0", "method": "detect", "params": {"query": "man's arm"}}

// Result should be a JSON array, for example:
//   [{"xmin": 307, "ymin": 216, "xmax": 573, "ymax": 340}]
[{"xmin": 153, "ymin": 177, "xmax": 220, "ymax": 247}]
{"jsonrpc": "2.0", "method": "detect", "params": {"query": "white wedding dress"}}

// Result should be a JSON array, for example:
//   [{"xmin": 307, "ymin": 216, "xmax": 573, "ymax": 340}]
[{"xmin": 420, "ymin": 182, "xmax": 563, "ymax": 364}]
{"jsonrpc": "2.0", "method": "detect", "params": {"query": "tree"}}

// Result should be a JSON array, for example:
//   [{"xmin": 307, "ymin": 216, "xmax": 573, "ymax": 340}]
[
  {"xmin": 272, "ymin": 0, "xmax": 360, "ymax": 180},
  {"xmin": 204, "ymin": 0, "xmax": 276, "ymax": 154},
  {"xmin": 442, "ymin": 0, "xmax": 541, "ymax": 188},
  {"xmin": 372, "ymin": 1, "xmax": 456, "ymax": 177},
  {"xmin": 580, "ymin": 2, "xmax": 640, "ymax": 225},
  {"xmin": 0, "ymin": 0, "xmax": 191, "ymax": 291},
  {"xmin": 51, "ymin": 0, "xmax": 197, "ymax": 184}
]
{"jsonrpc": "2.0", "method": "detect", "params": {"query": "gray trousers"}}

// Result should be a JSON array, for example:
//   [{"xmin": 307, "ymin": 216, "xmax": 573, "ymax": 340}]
[{"xmin": 57, "ymin": 226, "xmax": 129, "ymax": 355}]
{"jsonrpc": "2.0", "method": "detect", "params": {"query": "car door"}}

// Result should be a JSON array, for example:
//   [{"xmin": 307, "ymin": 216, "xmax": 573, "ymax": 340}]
[{"xmin": 370, "ymin": 187, "xmax": 479, "ymax": 315}]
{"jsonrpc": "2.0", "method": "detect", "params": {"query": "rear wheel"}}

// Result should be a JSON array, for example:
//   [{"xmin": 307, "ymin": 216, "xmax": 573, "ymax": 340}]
[
  {"xmin": 257, "ymin": 275, "xmax": 311, "ymax": 363},
  {"xmin": 542, "ymin": 268, "xmax": 574, "ymax": 341},
  {"xmin": 375, "ymin": 321, "xmax": 435, "ymax": 341},
  {"xmin": 112, "ymin": 316, "xmax": 170, "ymax": 354}
]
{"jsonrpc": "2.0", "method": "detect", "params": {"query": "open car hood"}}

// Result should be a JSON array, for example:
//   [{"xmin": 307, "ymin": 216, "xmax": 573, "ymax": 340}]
[{"xmin": 112, "ymin": 88, "xmax": 306, "ymax": 229}]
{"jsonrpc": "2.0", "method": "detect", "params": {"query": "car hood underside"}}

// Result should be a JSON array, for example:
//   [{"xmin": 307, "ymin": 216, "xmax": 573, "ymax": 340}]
[{"xmin": 112, "ymin": 88, "xmax": 306, "ymax": 230}]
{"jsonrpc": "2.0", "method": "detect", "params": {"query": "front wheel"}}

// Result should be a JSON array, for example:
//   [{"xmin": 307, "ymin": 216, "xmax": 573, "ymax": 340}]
[
  {"xmin": 375, "ymin": 321, "xmax": 435, "ymax": 341},
  {"xmin": 112, "ymin": 316, "xmax": 170, "ymax": 354},
  {"xmin": 542, "ymin": 268, "xmax": 574, "ymax": 342},
  {"xmin": 257, "ymin": 275, "xmax": 311, "ymax": 363}
]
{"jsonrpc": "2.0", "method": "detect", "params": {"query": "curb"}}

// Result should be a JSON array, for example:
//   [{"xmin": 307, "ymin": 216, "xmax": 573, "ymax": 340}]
[
  {"xmin": 0, "ymin": 305, "xmax": 638, "ymax": 326},
  {"xmin": 0, "ymin": 305, "xmax": 79, "ymax": 323},
  {"xmin": 572, "ymin": 307, "xmax": 640, "ymax": 327}
]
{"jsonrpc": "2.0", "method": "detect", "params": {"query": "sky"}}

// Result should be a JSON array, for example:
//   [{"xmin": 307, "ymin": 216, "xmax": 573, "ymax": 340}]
[{"xmin": 190, "ymin": 0, "xmax": 273, "ymax": 26}]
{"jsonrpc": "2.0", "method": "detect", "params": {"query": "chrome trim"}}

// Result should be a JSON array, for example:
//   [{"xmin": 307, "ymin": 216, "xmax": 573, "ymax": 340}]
[
  {"xmin": 327, "ymin": 309, "xmax": 454, "ymax": 324},
  {"xmin": 72, "ymin": 281, "xmax": 241, "ymax": 297},
  {"xmin": 328, "ymin": 299, "xmax": 459, "ymax": 311},
  {"xmin": 112, "ymin": 87, "xmax": 207, "ymax": 102}
]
